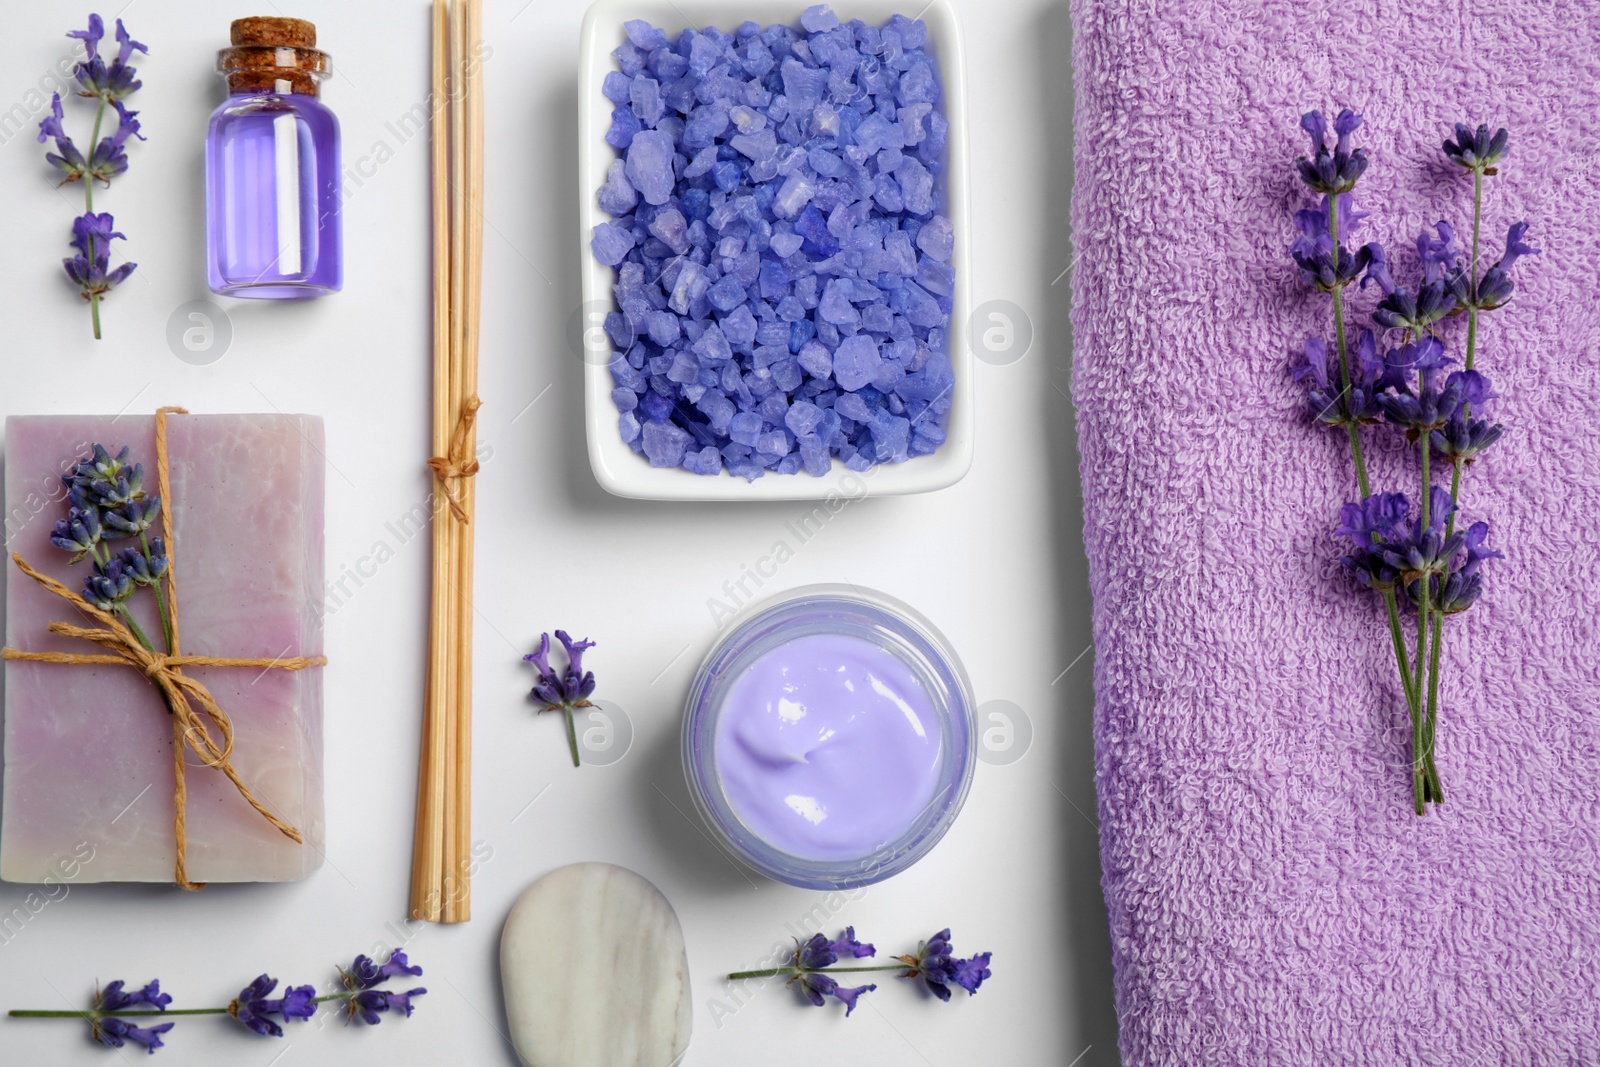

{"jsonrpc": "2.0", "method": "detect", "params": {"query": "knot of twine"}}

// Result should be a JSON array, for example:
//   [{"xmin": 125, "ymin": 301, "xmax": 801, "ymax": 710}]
[
  {"xmin": 0, "ymin": 407, "xmax": 324, "ymax": 891},
  {"xmin": 427, "ymin": 395, "xmax": 482, "ymax": 523}
]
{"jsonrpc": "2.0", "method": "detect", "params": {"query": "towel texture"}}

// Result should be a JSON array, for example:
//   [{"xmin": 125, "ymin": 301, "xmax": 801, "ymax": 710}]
[{"xmin": 1068, "ymin": 2, "xmax": 1600, "ymax": 1064}]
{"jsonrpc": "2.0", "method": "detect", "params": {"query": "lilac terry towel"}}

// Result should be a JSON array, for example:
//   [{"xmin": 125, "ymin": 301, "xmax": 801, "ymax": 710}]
[{"xmin": 1067, "ymin": 2, "xmax": 1600, "ymax": 1064}]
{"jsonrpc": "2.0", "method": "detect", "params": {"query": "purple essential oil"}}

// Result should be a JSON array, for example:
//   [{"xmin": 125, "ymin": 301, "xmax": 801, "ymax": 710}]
[{"xmin": 206, "ymin": 17, "xmax": 341, "ymax": 299}]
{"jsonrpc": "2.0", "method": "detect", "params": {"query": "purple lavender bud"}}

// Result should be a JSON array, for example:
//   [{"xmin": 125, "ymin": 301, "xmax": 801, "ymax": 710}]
[
  {"xmin": 227, "ymin": 974, "xmax": 315, "ymax": 1038},
  {"xmin": 378, "ymin": 949, "xmax": 423, "ymax": 981},
  {"xmin": 952, "ymin": 951, "xmax": 993, "ymax": 994},
  {"xmin": 88, "ymin": 100, "xmax": 144, "ymax": 182},
  {"xmin": 522, "ymin": 632, "xmax": 553, "ymax": 677},
  {"xmin": 92, "ymin": 1016, "xmax": 174, "ymax": 1054},
  {"xmin": 1336, "ymin": 493, "xmax": 1411, "ymax": 544},
  {"xmin": 98, "ymin": 979, "xmax": 172, "ymax": 1012},
  {"xmin": 1431, "ymin": 416, "xmax": 1504, "ymax": 466},
  {"xmin": 66, "ymin": 14, "xmax": 105, "ymax": 61},
  {"xmin": 339, "ymin": 955, "xmax": 385, "ymax": 990},
  {"xmin": 346, "ymin": 986, "xmax": 427, "ymax": 1025},
  {"xmin": 383, "ymin": 988, "xmax": 428, "ymax": 1018},
  {"xmin": 104, "ymin": 495, "xmax": 159, "ymax": 537},
  {"xmin": 1416, "ymin": 221, "xmax": 1460, "ymax": 283},
  {"xmin": 1473, "ymin": 222, "xmax": 1540, "ymax": 310},
  {"xmin": 1459, "ymin": 521, "xmax": 1504, "ymax": 578},
  {"xmin": 1295, "ymin": 108, "xmax": 1369, "ymax": 194},
  {"xmin": 1443, "ymin": 122, "xmax": 1509, "ymax": 171},
  {"xmin": 51, "ymin": 506, "xmax": 103, "ymax": 556},
  {"xmin": 827, "ymin": 926, "xmax": 876, "ymax": 959},
  {"xmin": 83, "ymin": 557, "xmax": 134, "ymax": 610},
  {"xmin": 793, "ymin": 969, "xmax": 837, "ymax": 1007},
  {"xmin": 1431, "ymin": 570, "xmax": 1485, "ymax": 614},
  {"xmin": 831, "ymin": 983, "xmax": 875, "ymax": 1015}
]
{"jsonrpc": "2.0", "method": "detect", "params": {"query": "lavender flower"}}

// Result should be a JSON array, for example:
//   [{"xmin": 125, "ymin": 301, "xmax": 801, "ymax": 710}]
[
  {"xmin": 1416, "ymin": 220, "xmax": 1462, "ymax": 283},
  {"xmin": 337, "ymin": 950, "xmax": 427, "ymax": 1026},
  {"xmin": 39, "ymin": 14, "xmax": 147, "ymax": 339},
  {"xmin": 92, "ymin": 1017, "xmax": 173, "ymax": 1055},
  {"xmin": 1472, "ymin": 222, "xmax": 1540, "ymax": 310},
  {"xmin": 88, "ymin": 100, "xmax": 145, "ymax": 184},
  {"xmin": 1295, "ymin": 109, "xmax": 1369, "ymax": 194},
  {"xmin": 892, "ymin": 929, "xmax": 992, "ymax": 1001},
  {"xmin": 1369, "ymin": 266, "xmax": 1462, "ymax": 332},
  {"xmin": 524, "ymin": 631, "xmax": 600, "ymax": 766},
  {"xmin": 729, "ymin": 926, "xmax": 990, "ymax": 1016},
  {"xmin": 38, "ymin": 95, "xmax": 86, "ymax": 181},
  {"xmin": 338, "ymin": 949, "xmax": 423, "ymax": 991},
  {"xmin": 69, "ymin": 15, "xmax": 146, "ymax": 100},
  {"xmin": 1337, "ymin": 491, "xmax": 1419, "ymax": 593},
  {"xmin": 10, "ymin": 949, "xmax": 426, "ymax": 1053},
  {"xmin": 97, "ymin": 980, "xmax": 171, "ymax": 1013},
  {"xmin": 120, "ymin": 539, "xmax": 170, "ymax": 586},
  {"xmin": 1377, "ymin": 488, "xmax": 1466, "ymax": 583},
  {"xmin": 63, "ymin": 212, "xmax": 137, "ymax": 306},
  {"xmin": 102, "ymin": 495, "xmax": 159, "ymax": 537},
  {"xmin": 1442, "ymin": 122, "xmax": 1509, "ymax": 173},
  {"xmin": 83, "ymin": 557, "xmax": 135, "ymax": 610},
  {"xmin": 1431, "ymin": 417, "xmax": 1503, "ymax": 466},
  {"xmin": 226, "ymin": 975, "xmax": 317, "ymax": 1038},
  {"xmin": 1375, "ymin": 337, "xmax": 1465, "ymax": 432},
  {"xmin": 1293, "ymin": 330, "xmax": 1390, "ymax": 426},
  {"xmin": 51, "ymin": 506, "xmax": 104, "ymax": 560},
  {"xmin": 785, "ymin": 933, "xmax": 878, "ymax": 1015}
]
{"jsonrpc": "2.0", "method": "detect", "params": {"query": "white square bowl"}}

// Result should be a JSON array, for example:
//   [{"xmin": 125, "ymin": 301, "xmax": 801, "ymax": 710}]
[{"xmin": 577, "ymin": 0, "xmax": 973, "ymax": 501}]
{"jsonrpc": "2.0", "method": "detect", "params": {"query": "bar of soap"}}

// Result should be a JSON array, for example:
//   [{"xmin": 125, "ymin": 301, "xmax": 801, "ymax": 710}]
[
  {"xmin": 501, "ymin": 863, "xmax": 690, "ymax": 1067},
  {"xmin": 2, "ymin": 414, "xmax": 325, "ymax": 883}
]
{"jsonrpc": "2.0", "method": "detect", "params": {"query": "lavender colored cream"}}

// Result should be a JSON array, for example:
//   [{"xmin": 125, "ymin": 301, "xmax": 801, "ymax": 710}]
[{"xmin": 714, "ymin": 632, "xmax": 943, "ymax": 860}]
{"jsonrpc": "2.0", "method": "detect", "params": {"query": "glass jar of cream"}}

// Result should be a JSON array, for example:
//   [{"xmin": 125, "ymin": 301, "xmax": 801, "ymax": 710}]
[{"xmin": 682, "ymin": 585, "xmax": 976, "ymax": 889}]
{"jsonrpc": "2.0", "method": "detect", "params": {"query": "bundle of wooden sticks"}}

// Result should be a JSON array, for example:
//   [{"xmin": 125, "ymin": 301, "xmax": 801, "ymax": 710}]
[{"xmin": 412, "ymin": 0, "xmax": 484, "ymax": 924}]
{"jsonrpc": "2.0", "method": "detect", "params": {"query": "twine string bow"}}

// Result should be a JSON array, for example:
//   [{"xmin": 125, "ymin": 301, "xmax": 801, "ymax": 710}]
[
  {"xmin": 0, "ymin": 407, "xmax": 324, "ymax": 890},
  {"xmin": 428, "ymin": 395, "xmax": 481, "ymax": 523}
]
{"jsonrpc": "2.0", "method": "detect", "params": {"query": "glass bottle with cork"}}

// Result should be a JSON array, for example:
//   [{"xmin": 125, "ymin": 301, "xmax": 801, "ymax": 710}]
[{"xmin": 206, "ymin": 16, "xmax": 342, "ymax": 299}]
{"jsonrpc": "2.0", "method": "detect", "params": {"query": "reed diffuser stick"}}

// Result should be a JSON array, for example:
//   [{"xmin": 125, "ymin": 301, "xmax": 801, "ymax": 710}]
[
  {"xmin": 412, "ymin": 0, "xmax": 453, "ymax": 923},
  {"xmin": 412, "ymin": 0, "xmax": 484, "ymax": 924},
  {"xmin": 448, "ymin": 0, "xmax": 485, "ymax": 924}
]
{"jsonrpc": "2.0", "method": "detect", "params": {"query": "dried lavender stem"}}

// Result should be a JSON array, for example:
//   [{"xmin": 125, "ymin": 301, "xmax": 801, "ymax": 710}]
[
  {"xmin": 11, "ymin": 992, "xmax": 361, "ymax": 1020},
  {"xmin": 116, "ymin": 604, "xmax": 156, "ymax": 655},
  {"xmin": 564, "ymin": 706, "xmax": 581, "ymax": 768},
  {"xmin": 140, "ymin": 531, "xmax": 173, "ymax": 653},
  {"xmin": 84, "ymin": 94, "xmax": 108, "ymax": 340},
  {"xmin": 1329, "ymin": 197, "xmax": 1422, "ymax": 742},
  {"xmin": 727, "ymin": 965, "xmax": 910, "ymax": 980},
  {"xmin": 1418, "ymin": 169, "xmax": 1488, "ymax": 806}
]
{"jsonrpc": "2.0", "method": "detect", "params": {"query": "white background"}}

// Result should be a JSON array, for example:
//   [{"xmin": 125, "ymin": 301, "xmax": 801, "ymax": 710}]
[{"xmin": 0, "ymin": 2, "xmax": 1114, "ymax": 1065}]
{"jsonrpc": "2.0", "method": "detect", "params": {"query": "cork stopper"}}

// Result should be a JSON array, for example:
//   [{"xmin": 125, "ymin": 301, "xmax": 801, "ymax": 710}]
[
  {"xmin": 218, "ymin": 16, "xmax": 330, "ymax": 97},
  {"xmin": 230, "ymin": 17, "xmax": 317, "ymax": 48}
]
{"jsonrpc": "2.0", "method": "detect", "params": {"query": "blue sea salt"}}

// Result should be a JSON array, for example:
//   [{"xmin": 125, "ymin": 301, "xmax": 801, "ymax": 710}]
[
  {"xmin": 624, "ymin": 130, "xmax": 676, "ymax": 205},
  {"xmin": 832, "ymin": 335, "xmax": 882, "ymax": 391},
  {"xmin": 590, "ymin": 222, "xmax": 635, "ymax": 266},
  {"xmin": 592, "ymin": 5, "xmax": 954, "ymax": 479},
  {"xmin": 641, "ymin": 420, "xmax": 691, "ymax": 466}
]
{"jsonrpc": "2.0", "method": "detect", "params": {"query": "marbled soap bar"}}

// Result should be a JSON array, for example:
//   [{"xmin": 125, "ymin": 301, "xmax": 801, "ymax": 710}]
[{"xmin": 2, "ymin": 414, "xmax": 325, "ymax": 883}]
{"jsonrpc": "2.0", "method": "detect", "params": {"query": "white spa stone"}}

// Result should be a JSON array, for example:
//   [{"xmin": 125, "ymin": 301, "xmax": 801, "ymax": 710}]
[{"xmin": 501, "ymin": 863, "xmax": 691, "ymax": 1067}]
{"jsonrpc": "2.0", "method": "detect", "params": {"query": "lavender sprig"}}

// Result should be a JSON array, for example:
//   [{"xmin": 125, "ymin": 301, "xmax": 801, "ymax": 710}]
[
  {"xmin": 727, "ymin": 928, "xmax": 992, "ymax": 1015},
  {"xmin": 55, "ymin": 444, "xmax": 172, "ymax": 653},
  {"xmin": 36, "ymin": 14, "xmax": 147, "ymax": 340},
  {"xmin": 1289, "ymin": 111, "xmax": 1530, "ymax": 812},
  {"xmin": 8, "ymin": 949, "xmax": 427, "ymax": 1054},
  {"xmin": 523, "ymin": 631, "xmax": 598, "ymax": 766}
]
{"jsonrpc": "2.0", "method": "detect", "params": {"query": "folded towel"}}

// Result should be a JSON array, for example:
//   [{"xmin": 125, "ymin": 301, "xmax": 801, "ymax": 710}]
[{"xmin": 1067, "ymin": 2, "xmax": 1600, "ymax": 1063}]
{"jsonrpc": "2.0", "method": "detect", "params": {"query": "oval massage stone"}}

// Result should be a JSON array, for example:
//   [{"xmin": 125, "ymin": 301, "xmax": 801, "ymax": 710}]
[{"xmin": 501, "ymin": 863, "xmax": 691, "ymax": 1067}]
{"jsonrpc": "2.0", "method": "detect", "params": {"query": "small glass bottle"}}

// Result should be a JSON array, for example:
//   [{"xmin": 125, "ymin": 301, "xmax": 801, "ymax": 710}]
[{"xmin": 206, "ymin": 17, "xmax": 342, "ymax": 299}]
